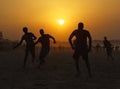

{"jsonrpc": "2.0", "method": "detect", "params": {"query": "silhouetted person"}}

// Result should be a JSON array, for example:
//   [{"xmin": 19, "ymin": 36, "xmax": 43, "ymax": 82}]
[
  {"xmin": 34, "ymin": 29, "xmax": 56, "ymax": 68},
  {"xmin": 103, "ymin": 36, "xmax": 114, "ymax": 60},
  {"xmin": 95, "ymin": 43, "xmax": 101, "ymax": 53},
  {"xmin": 69, "ymin": 22, "xmax": 92, "ymax": 77},
  {"xmin": 13, "ymin": 27, "xmax": 37, "ymax": 68},
  {"xmin": 114, "ymin": 45, "xmax": 119, "ymax": 56}
]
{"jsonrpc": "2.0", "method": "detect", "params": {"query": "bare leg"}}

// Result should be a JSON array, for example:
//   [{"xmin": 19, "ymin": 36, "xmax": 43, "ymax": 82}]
[
  {"xmin": 37, "ymin": 58, "xmax": 45, "ymax": 69},
  {"xmin": 75, "ymin": 59, "xmax": 80, "ymax": 73},
  {"xmin": 74, "ymin": 58, "xmax": 80, "ymax": 77},
  {"xmin": 83, "ymin": 55, "xmax": 92, "ymax": 78},
  {"xmin": 30, "ymin": 48, "xmax": 35, "ymax": 63},
  {"xmin": 85, "ymin": 59, "xmax": 92, "ymax": 77},
  {"xmin": 23, "ymin": 51, "xmax": 29, "ymax": 68},
  {"xmin": 110, "ymin": 51, "xmax": 114, "ymax": 60}
]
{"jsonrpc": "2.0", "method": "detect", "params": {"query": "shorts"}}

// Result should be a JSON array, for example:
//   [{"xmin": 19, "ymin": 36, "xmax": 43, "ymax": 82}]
[
  {"xmin": 73, "ymin": 48, "xmax": 88, "ymax": 60},
  {"xmin": 25, "ymin": 45, "xmax": 35, "ymax": 58},
  {"xmin": 39, "ymin": 48, "xmax": 50, "ymax": 59}
]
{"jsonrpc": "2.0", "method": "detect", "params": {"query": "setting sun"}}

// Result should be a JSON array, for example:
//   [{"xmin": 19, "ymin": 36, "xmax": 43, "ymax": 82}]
[
  {"xmin": 58, "ymin": 19, "xmax": 64, "ymax": 25},
  {"xmin": 1, "ymin": 0, "xmax": 120, "ymax": 41}
]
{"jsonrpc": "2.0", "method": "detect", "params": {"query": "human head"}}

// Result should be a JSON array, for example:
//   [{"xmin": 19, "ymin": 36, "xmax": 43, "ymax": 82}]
[
  {"xmin": 104, "ymin": 36, "xmax": 107, "ymax": 40},
  {"xmin": 40, "ymin": 29, "xmax": 44, "ymax": 35},
  {"xmin": 78, "ymin": 22, "xmax": 84, "ymax": 29},
  {"xmin": 23, "ymin": 27, "xmax": 28, "ymax": 33}
]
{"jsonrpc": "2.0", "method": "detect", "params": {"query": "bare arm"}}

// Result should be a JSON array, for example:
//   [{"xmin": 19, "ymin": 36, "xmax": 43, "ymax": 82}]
[
  {"xmin": 32, "ymin": 33, "xmax": 37, "ymax": 40},
  {"xmin": 49, "ymin": 35, "xmax": 56, "ymax": 44},
  {"xmin": 34, "ymin": 38, "xmax": 40, "ymax": 45},
  {"xmin": 13, "ymin": 36, "xmax": 24, "ymax": 49},
  {"xmin": 68, "ymin": 31, "xmax": 75, "ymax": 49},
  {"xmin": 87, "ymin": 31, "xmax": 92, "ymax": 52}
]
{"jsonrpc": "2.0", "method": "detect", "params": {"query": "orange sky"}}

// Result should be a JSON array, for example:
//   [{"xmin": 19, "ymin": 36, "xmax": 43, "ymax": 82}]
[{"xmin": 0, "ymin": 0, "xmax": 120, "ymax": 41}]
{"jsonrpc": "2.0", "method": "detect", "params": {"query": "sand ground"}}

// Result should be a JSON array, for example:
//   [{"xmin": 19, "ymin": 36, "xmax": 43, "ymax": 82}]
[{"xmin": 0, "ymin": 48, "xmax": 120, "ymax": 89}]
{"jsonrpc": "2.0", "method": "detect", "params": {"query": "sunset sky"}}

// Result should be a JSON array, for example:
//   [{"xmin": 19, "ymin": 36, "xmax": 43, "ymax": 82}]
[{"xmin": 0, "ymin": 0, "xmax": 120, "ymax": 41}]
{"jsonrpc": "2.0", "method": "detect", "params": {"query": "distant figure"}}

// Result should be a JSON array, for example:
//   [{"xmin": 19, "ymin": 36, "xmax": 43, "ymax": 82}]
[
  {"xmin": 69, "ymin": 22, "xmax": 92, "ymax": 77},
  {"xmin": 34, "ymin": 29, "xmax": 56, "ymax": 68},
  {"xmin": 95, "ymin": 43, "xmax": 101, "ymax": 53},
  {"xmin": 13, "ymin": 27, "xmax": 37, "ymax": 68},
  {"xmin": 114, "ymin": 45, "xmax": 119, "ymax": 56},
  {"xmin": 103, "ymin": 36, "xmax": 114, "ymax": 60}
]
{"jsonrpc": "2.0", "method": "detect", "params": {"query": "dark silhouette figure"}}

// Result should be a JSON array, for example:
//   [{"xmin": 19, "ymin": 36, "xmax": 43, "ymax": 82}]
[
  {"xmin": 103, "ymin": 36, "xmax": 114, "ymax": 60},
  {"xmin": 95, "ymin": 43, "xmax": 101, "ymax": 53},
  {"xmin": 69, "ymin": 22, "xmax": 92, "ymax": 77},
  {"xmin": 114, "ymin": 45, "xmax": 119, "ymax": 56},
  {"xmin": 13, "ymin": 27, "xmax": 37, "ymax": 68},
  {"xmin": 34, "ymin": 29, "xmax": 56, "ymax": 68}
]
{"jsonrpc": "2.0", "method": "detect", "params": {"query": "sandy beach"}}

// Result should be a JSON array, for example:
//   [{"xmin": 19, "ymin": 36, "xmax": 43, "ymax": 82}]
[{"xmin": 0, "ymin": 47, "xmax": 120, "ymax": 89}]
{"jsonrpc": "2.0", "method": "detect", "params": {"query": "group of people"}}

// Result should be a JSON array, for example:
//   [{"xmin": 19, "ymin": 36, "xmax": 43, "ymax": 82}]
[
  {"xmin": 94, "ymin": 37, "xmax": 114, "ymax": 60},
  {"xmin": 13, "ymin": 28, "xmax": 56, "ymax": 69},
  {"xmin": 13, "ymin": 22, "xmax": 114, "ymax": 78}
]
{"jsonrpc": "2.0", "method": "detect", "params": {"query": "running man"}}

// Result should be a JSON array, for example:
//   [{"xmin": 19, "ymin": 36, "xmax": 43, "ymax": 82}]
[
  {"xmin": 69, "ymin": 22, "xmax": 92, "ymax": 77},
  {"xmin": 34, "ymin": 29, "xmax": 56, "ymax": 68},
  {"xmin": 103, "ymin": 36, "xmax": 114, "ymax": 60},
  {"xmin": 13, "ymin": 27, "xmax": 37, "ymax": 68}
]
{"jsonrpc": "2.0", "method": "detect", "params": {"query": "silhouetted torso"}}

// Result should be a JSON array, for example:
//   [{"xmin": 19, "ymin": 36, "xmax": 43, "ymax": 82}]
[
  {"xmin": 22, "ymin": 32, "xmax": 35, "ymax": 48},
  {"xmin": 37, "ymin": 34, "xmax": 51, "ymax": 48},
  {"xmin": 103, "ymin": 40, "xmax": 111, "ymax": 49},
  {"xmin": 73, "ymin": 29, "xmax": 89, "ymax": 49}
]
